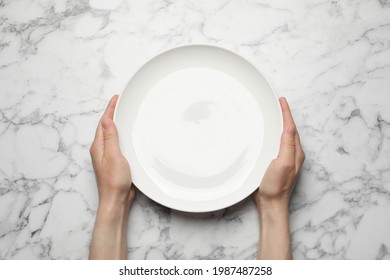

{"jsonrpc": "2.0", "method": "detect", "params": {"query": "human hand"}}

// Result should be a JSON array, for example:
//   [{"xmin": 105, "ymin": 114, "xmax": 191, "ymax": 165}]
[
  {"xmin": 253, "ymin": 97, "xmax": 304, "ymax": 260},
  {"xmin": 253, "ymin": 97, "xmax": 305, "ymax": 210},
  {"xmin": 89, "ymin": 94, "xmax": 135, "ymax": 260},
  {"xmin": 90, "ymin": 95, "xmax": 135, "ymax": 206}
]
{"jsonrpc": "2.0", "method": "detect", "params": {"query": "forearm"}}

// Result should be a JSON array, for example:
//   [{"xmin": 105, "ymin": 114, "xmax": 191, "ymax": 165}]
[
  {"xmin": 257, "ymin": 200, "xmax": 292, "ymax": 260},
  {"xmin": 89, "ymin": 200, "xmax": 129, "ymax": 260}
]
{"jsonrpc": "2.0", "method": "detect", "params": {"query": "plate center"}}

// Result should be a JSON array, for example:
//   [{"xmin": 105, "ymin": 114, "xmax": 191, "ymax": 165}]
[{"xmin": 133, "ymin": 67, "xmax": 264, "ymax": 193}]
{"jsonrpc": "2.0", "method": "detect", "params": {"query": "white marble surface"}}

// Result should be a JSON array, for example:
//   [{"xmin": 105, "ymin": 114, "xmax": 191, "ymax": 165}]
[{"xmin": 0, "ymin": 0, "xmax": 390, "ymax": 260}]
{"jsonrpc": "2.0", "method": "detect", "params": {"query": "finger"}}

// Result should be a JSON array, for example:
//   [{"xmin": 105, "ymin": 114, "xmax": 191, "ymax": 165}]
[
  {"xmin": 278, "ymin": 97, "xmax": 296, "ymax": 162},
  {"xmin": 102, "ymin": 95, "xmax": 119, "ymax": 120},
  {"xmin": 279, "ymin": 124, "xmax": 297, "ymax": 162},
  {"xmin": 90, "ymin": 123, "xmax": 104, "ymax": 160},
  {"xmin": 102, "ymin": 117, "xmax": 121, "ymax": 157},
  {"xmin": 90, "ymin": 95, "xmax": 120, "ymax": 159},
  {"xmin": 295, "ymin": 130, "xmax": 305, "ymax": 172},
  {"xmin": 102, "ymin": 95, "xmax": 121, "ymax": 156},
  {"xmin": 280, "ymin": 97, "xmax": 295, "ymax": 129}
]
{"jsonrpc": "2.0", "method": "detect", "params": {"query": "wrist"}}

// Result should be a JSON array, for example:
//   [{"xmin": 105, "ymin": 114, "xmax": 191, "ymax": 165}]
[
  {"xmin": 96, "ymin": 198, "xmax": 129, "ymax": 227},
  {"xmin": 99, "ymin": 186, "xmax": 131, "ymax": 205},
  {"xmin": 257, "ymin": 190, "xmax": 290, "ymax": 210},
  {"xmin": 257, "ymin": 198, "xmax": 290, "ymax": 221}
]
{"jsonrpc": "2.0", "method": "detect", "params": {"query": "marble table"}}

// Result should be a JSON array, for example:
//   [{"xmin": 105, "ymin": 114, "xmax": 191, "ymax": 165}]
[{"xmin": 1, "ymin": 0, "xmax": 390, "ymax": 260}]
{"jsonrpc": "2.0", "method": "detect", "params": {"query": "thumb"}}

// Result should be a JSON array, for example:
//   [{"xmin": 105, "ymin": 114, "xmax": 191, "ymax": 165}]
[
  {"xmin": 279, "ymin": 125, "xmax": 296, "ymax": 162},
  {"xmin": 102, "ymin": 117, "xmax": 121, "ymax": 157}
]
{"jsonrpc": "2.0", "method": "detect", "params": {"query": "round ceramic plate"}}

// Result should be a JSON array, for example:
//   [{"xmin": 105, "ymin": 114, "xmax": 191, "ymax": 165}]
[{"xmin": 114, "ymin": 45, "xmax": 282, "ymax": 212}]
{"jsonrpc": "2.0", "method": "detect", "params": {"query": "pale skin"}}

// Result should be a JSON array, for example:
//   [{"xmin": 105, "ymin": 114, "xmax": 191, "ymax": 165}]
[
  {"xmin": 253, "ymin": 97, "xmax": 305, "ymax": 260},
  {"xmin": 89, "ymin": 95, "xmax": 304, "ymax": 260},
  {"xmin": 89, "ymin": 95, "xmax": 135, "ymax": 260}
]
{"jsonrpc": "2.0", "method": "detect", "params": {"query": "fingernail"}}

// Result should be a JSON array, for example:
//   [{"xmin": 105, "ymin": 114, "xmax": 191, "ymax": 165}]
[{"xmin": 102, "ymin": 118, "xmax": 112, "ymax": 130}]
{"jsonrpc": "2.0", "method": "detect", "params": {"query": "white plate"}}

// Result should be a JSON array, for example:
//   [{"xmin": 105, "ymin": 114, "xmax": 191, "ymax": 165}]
[{"xmin": 114, "ymin": 45, "xmax": 282, "ymax": 212}]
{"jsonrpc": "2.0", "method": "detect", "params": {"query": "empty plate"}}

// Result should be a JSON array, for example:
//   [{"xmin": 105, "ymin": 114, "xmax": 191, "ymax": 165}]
[{"xmin": 114, "ymin": 45, "xmax": 282, "ymax": 212}]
